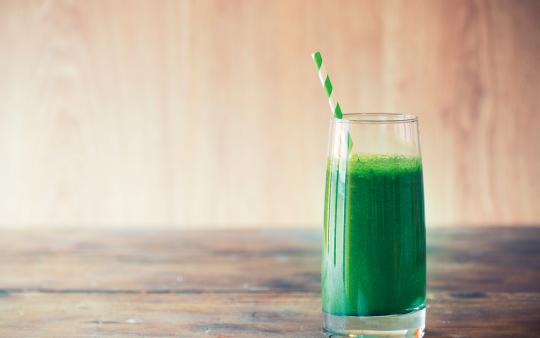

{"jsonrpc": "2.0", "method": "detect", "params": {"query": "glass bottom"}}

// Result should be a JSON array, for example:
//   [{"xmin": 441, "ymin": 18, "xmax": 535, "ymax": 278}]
[{"xmin": 323, "ymin": 308, "xmax": 425, "ymax": 338}]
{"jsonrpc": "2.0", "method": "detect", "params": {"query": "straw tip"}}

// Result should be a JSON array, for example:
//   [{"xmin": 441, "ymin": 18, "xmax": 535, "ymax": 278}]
[{"xmin": 312, "ymin": 51, "xmax": 323, "ymax": 68}]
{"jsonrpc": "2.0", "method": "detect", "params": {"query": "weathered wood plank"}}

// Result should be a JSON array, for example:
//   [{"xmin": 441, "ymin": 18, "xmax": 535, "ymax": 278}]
[
  {"xmin": 0, "ymin": 292, "xmax": 539, "ymax": 337},
  {"xmin": 0, "ymin": 227, "xmax": 539, "ymax": 336},
  {"xmin": 1, "ymin": 228, "xmax": 539, "ymax": 292},
  {"xmin": 0, "ymin": 292, "xmax": 321, "ymax": 338},
  {"xmin": 0, "ymin": 229, "xmax": 320, "ymax": 292}
]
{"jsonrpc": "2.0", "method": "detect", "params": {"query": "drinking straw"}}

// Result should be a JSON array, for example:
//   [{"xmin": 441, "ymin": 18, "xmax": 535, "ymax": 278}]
[
  {"xmin": 312, "ymin": 51, "xmax": 352, "ymax": 151},
  {"xmin": 311, "ymin": 51, "xmax": 343, "ymax": 119},
  {"xmin": 312, "ymin": 51, "xmax": 352, "ymax": 269}
]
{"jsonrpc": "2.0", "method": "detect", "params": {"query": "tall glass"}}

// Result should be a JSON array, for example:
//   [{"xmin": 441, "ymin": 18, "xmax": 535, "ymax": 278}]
[{"xmin": 322, "ymin": 113, "xmax": 426, "ymax": 337}]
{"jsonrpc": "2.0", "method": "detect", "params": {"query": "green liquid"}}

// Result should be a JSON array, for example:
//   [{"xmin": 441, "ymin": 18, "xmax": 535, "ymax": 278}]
[{"xmin": 322, "ymin": 154, "xmax": 426, "ymax": 316}]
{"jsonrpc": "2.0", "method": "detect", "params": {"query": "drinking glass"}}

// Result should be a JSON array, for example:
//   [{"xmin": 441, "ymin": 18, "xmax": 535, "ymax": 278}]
[{"xmin": 322, "ymin": 113, "xmax": 426, "ymax": 337}]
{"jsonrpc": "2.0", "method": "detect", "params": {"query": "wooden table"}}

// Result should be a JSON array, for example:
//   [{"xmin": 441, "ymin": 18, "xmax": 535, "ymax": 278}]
[{"xmin": 0, "ymin": 227, "xmax": 539, "ymax": 337}]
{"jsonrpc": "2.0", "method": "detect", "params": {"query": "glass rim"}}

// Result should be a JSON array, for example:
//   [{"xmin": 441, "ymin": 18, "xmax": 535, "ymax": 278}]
[{"xmin": 333, "ymin": 113, "xmax": 418, "ymax": 124}]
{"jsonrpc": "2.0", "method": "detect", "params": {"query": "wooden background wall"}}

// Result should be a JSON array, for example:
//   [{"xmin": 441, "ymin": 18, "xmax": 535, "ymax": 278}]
[{"xmin": 0, "ymin": 0, "xmax": 538, "ymax": 228}]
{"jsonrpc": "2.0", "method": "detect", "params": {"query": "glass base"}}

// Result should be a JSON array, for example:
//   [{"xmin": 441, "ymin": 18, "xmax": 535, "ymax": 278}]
[{"xmin": 323, "ymin": 308, "xmax": 425, "ymax": 338}]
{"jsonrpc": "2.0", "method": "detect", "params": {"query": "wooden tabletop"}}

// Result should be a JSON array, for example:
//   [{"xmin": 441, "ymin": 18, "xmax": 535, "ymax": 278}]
[{"xmin": 0, "ymin": 227, "xmax": 539, "ymax": 337}]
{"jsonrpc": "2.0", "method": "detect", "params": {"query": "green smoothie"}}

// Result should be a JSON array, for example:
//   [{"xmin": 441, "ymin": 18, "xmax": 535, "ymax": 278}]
[{"xmin": 322, "ymin": 153, "xmax": 426, "ymax": 316}]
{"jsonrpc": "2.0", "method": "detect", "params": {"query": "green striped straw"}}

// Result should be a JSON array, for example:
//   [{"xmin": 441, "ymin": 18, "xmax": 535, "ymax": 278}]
[
  {"xmin": 312, "ymin": 51, "xmax": 343, "ymax": 119},
  {"xmin": 312, "ymin": 51, "xmax": 353, "ymax": 151}
]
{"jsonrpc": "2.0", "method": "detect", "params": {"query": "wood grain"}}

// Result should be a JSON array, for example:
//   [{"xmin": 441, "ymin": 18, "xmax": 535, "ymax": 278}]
[
  {"xmin": 0, "ymin": 227, "xmax": 539, "ymax": 337},
  {"xmin": 0, "ymin": 0, "xmax": 538, "ymax": 228},
  {"xmin": 1, "ymin": 227, "xmax": 540, "ymax": 293},
  {"xmin": 1, "ymin": 292, "xmax": 540, "ymax": 337}
]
